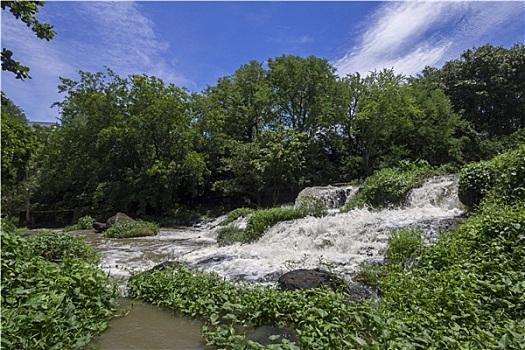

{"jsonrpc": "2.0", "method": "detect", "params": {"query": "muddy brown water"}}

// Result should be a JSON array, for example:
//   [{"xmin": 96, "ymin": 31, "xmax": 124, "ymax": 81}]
[{"xmin": 86, "ymin": 299, "xmax": 208, "ymax": 350}]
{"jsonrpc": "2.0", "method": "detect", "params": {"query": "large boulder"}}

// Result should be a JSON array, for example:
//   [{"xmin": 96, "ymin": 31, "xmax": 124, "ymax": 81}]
[
  {"xmin": 295, "ymin": 185, "xmax": 357, "ymax": 210},
  {"xmin": 278, "ymin": 269, "xmax": 378, "ymax": 301},
  {"xmin": 93, "ymin": 212, "xmax": 134, "ymax": 233},
  {"xmin": 277, "ymin": 269, "xmax": 346, "ymax": 292}
]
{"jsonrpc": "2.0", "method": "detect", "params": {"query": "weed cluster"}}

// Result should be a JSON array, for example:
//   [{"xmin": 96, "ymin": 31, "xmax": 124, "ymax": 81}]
[
  {"xmin": 27, "ymin": 230, "xmax": 99, "ymax": 264},
  {"xmin": 218, "ymin": 206, "xmax": 323, "ymax": 245},
  {"xmin": 64, "ymin": 215, "xmax": 95, "ymax": 232},
  {"xmin": 103, "ymin": 220, "xmax": 159, "ymax": 238},
  {"xmin": 1, "ymin": 225, "xmax": 117, "ymax": 349},
  {"xmin": 345, "ymin": 160, "xmax": 436, "ymax": 210}
]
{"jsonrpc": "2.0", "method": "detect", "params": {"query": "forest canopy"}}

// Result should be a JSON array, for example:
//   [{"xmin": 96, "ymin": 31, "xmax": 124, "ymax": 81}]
[{"xmin": 2, "ymin": 43, "xmax": 524, "ymax": 223}]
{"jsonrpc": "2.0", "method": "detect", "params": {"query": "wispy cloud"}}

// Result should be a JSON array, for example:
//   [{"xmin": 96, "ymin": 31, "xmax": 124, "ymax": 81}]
[
  {"xmin": 1, "ymin": 1, "xmax": 188, "ymax": 122},
  {"xmin": 333, "ymin": 1, "xmax": 524, "ymax": 77}
]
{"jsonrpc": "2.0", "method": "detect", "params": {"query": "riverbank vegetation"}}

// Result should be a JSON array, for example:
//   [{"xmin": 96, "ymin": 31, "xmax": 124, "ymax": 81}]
[
  {"xmin": 0, "ymin": 225, "xmax": 117, "ymax": 349},
  {"xmin": 2, "ymin": 43, "xmax": 523, "ymax": 226}
]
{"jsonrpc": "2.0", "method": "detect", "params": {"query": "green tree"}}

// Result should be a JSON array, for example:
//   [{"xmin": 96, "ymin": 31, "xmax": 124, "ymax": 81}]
[
  {"xmin": 439, "ymin": 43, "xmax": 525, "ymax": 136},
  {"xmin": 35, "ymin": 68, "xmax": 209, "ymax": 218},
  {"xmin": 214, "ymin": 127, "xmax": 306, "ymax": 206},
  {"xmin": 0, "ymin": 93, "xmax": 39, "ymax": 220},
  {"xmin": 1, "ymin": 1, "xmax": 56, "ymax": 80}
]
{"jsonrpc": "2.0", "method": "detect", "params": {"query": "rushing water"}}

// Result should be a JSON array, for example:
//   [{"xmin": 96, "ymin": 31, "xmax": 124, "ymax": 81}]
[{"xmin": 75, "ymin": 175, "xmax": 464, "ymax": 284}]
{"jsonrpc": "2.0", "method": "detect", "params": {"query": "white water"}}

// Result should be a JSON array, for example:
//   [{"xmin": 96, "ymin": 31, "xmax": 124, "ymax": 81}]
[{"xmin": 76, "ymin": 175, "xmax": 464, "ymax": 284}]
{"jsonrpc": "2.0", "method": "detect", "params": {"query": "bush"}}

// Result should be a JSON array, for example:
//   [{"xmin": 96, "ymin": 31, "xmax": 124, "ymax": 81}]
[
  {"xmin": 221, "ymin": 207, "xmax": 255, "ymax": 226},
  {"xmin": 459, "ymin": 144, "xmax": 525, "ymax": 208},
  {"xmin": 1, "ymin": 224, "xmax": 116, "ymax": 350},
  {"xmin": 27, "ymin": 230, "xmax": 99, "ymax": 264},
  {"xmin": 103, "ymin": 220, "xmax": 159, "ymax": 238},
  {"xmin": 345, "ymin": 162, "xmax": 434, "ymax": 210},
  {"xmin": 384, "ymin": 227, "xmax": 424, "ymax": 268},
  {"xmin": 64, "ymin": 215, "xmax": 95, "ymax": 232}
]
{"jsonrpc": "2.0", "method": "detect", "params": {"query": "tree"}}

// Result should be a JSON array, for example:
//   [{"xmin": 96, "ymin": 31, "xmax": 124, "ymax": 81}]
[
  {"xmin": 1, "ymin": 94, "xmax": 38, "ymax": 220},
  {"xmin": 1, "ymin": 1, "xmax": 56, "ymax": 80},
  {"xmin": 214, "ymin": 127, "xmax": 306, "ymax": 206},
  {"xmin": 36, "ymin": 68, "xmax": 209, "ymax": 218},
  {"xmin": 439, "ymin": 43, "xmax": 525, "ymax": 136}
]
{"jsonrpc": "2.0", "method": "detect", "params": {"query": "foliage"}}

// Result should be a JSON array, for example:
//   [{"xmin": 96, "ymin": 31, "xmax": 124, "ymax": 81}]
[
  {"xmin": 221, "ymin": 207, "xmax": 256, "ymax": 226},
  {"xmin": 458, "ymin": 144, "xmax": 525, "ymax": 208},
  {"xmin": 345, "ymin": 161, "xmax": 434, "ymax": 210},
  {"xmin": 64, "ymin": 215, "xmax": 95, "ymax": 232},
  {"xmin": 128, "ymin": 263, "xmax": 374, "ymax": 350},
  {"xmin": 440, "ymin": 43, "xmax": 525, "ymax": 137},
  {"xmin": 103, "ymin": 220, "xmax": 159, "ymax": 238},
  {"xmin": 1, "ymin": 1, "xmax": 56, "ymax": 80},
  {"xmin": 26, "ymin": 230, "xmax": 99, "ymax": 264},
  {"xmin": 218, "ymin": 205, "xmax": 324, "ymax": 245},
  {"xmin": 1, "ymin": 224, "xmax": 116, "ymax": 350},
  {"xmin": 384, "ymin": 227, "xmax": 424, "ymax": 268}
]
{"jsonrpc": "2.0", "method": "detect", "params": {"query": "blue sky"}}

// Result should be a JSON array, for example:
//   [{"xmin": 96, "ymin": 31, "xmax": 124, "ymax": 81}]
[{"xmin": 1, "ymin": 1, "xmax": 524, "ymax": 123}]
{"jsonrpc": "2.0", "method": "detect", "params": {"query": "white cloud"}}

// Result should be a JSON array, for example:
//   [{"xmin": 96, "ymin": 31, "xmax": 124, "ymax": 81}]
[
  {"xmin": 333, "ymin": 1, "xmax": 524, "ymax": 77},
  {"xmin": 1, "ymin": 1, "xmax": 189, "ymax": 122}
]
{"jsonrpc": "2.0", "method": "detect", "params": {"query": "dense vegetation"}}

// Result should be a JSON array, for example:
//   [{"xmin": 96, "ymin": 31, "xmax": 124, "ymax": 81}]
[
  {"xmin": 2, "ymin": 43, "xmax": 523, "ymax": 225},
  {"xmin": 0, "ymin": 225, "xmax": 117, "ymax": 349},
  {"xmin": 128, "ymin": 146, "xmax": 525, "ymax": 349}
]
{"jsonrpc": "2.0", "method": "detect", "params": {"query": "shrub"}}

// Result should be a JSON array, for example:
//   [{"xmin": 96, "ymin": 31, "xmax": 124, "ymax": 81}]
[
  {"xmin": 64, "ymin": 215, "xmax": 95, "ymax": 232},
  {"xmin": 1, "ymin": 225, "xmax": 116, "ymax": 350},
  {"xmin": 27, "ymin": 230, "xmax": 99, "ymax": 264},
  {"xmin": 103, "ymin": 220, "xmax": 159, "ymax": 238},
  {"xmin": 241, "ymin": 207, "xmax": 310, "ymax": 243},
  {"xmin": 384, "ymin": 227, "xmax": 424, "ymax": 268},
  {"xmin": 221, "ymin": 207, "xmax": 255, "ymax": 226},
  {"xmin": 459, "ymin": 144, "xmax": 525, "ymax": 208}
]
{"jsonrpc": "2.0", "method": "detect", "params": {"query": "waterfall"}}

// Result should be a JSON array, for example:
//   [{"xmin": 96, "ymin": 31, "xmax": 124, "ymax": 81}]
[
  {"xmin": 84, "ymin": 175, "xmax": 465, "ymax": 283},
  {"xmin": 178, "ymin": 175, "xmax": 465, "ymax": 282}
]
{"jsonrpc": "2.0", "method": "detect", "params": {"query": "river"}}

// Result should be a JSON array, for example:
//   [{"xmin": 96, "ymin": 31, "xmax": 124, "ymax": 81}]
[{"xmin": 78, "ymin": 174, "xmax": 464, "ymax": 349}]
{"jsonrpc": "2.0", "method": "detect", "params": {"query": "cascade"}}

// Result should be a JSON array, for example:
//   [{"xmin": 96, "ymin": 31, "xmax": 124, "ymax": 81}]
[
  {"xmin": 83, "ymin": 175, "xmax": 465, "ymax": 284},
  {"xmin": 179, "ymin": 175, "xmax": 465, "ymax": 282}
]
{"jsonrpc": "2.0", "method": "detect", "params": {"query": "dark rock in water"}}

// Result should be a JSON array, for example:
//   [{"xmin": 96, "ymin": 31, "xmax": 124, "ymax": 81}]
[
  {"xmin": 277, "ymin": 268, "xmax": 346, "ymax": 292},
  {"xmin": 93, "ymin": 221, "xmax": 107, "ymax": 233},
  {"xmin": 196, "ymin": 255, "xmax": 232, "ymax": 265},
  {"xmin": 245, "ymin": 325, "xmax": 300, "ymax": 347},
  {"xmin": 150, "ymin": 260, "xmax": 185, "ymax": 271},
  {"xmin": 93, "ymin": 212, "xmax": 134, "ymax": 233}
]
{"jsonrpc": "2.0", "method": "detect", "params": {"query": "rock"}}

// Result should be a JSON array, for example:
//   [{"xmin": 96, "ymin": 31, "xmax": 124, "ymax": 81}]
[
  {"xmin": 277, "ymin": 268, "xmax": 346, "ymax": 292},
  {"xmin": 150, "ymin": 260, "xmax": 185, "ymax": 271},
  {"xmin": 295, "ymin": 185, "xmax": 357, "ymax": 209},
  {"xmin": 106, "ymin": 212, "xmax": 134, "ymax": 226},
  {"xmin": 345, "ymin": 283, "xmax": 379, "ymax": 301},
  {"xmin": 93, "ymin": 221, "xmax": 107, "ymax": 233},
  {"xmin": 278, "ymin": 269, "xmax": 379, "ymax": 301},
  {"xmin": 93, "ymin": 212, "xmax": 134, "ymax": 233}
]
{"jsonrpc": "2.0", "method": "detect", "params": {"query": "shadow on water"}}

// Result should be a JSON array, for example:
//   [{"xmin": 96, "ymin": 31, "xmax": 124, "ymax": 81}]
[{"xmin": 86, "ymin": 299, "xmax": 208, "ymax": 350}]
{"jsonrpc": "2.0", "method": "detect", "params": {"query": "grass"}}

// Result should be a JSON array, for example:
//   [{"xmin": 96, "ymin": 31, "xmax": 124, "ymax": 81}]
[{"xmin": 103, "ymin": 220, "xmax": 159, "ymax": 238}]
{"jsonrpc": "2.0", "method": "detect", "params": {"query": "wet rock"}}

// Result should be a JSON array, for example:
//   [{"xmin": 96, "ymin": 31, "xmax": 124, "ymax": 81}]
[
  {"xmin": 277, "ymin": 268, "xmax": 346, "ymax": 292},
  {"xmin": 93, "ymin": 221, "xmax": 107, "ymax": 233},
  {"xmin": 278, "ymin": 269, "xmax": 379, "ymax": 301},
  {"xmin": 150, "ymin": 260, "xmax": 185, "ymax": 271},
  {"xmin": 295, "ymin": 185, "xmax": 357, "ymax": 209},
  {"xmin": 345, "ymin": 283, "xmax": 379, "ymax": 301}
]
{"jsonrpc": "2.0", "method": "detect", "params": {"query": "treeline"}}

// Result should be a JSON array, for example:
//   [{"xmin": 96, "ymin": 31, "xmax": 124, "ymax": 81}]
[{"xmin": 2, "ymin": 43, "xmax": 524, "ymax": 222}]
